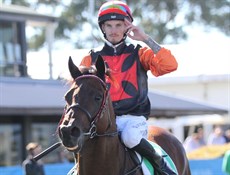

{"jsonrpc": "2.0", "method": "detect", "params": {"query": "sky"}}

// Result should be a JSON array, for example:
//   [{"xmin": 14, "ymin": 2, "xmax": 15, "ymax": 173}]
[
  {"xmin": 27, "ymin": 29, "xmax": 230, "ymax": 79},
  {"xmin": 162, "ymin": 29, "xmax": 230, "ymax": 77}
]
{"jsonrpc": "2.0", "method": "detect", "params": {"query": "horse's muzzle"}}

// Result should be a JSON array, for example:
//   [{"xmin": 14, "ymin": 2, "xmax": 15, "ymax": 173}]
[{"xmin": 58, "ymin": 114, "xmax": 83, "ymax": 153}]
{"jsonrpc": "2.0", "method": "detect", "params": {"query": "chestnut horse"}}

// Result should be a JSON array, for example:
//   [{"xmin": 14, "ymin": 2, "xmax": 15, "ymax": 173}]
[{"xmin": 58, "ymin": 56, "xmax": 191, "ymax": 175}]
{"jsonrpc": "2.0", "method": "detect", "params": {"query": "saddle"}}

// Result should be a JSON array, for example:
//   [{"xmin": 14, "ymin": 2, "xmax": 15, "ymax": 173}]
[{"xmin": 128, "ymin": 140, "xmax": 178, "ymax": 175}]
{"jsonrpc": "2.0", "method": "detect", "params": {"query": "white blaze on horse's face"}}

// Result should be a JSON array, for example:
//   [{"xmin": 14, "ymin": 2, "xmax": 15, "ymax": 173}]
[{"xmin": 102, "ymin": 20, "xmax": 126, "ymax": 44}]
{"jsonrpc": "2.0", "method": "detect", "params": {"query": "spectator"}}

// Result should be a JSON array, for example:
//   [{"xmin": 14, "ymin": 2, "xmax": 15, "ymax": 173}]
[
  {"xmin": 197, "ymin": 127, "xmax": 206, "ymax": 146},
  {"xmin": 207, "ymin": 126, "xmax": 226, "ymax": 145},
  {"xmin": 183, "ymin": 131, "xmax": 205, "ymax": 153},
  {"xmin": 22, "ymin": 142, "xmax": 45, "ymax": 175}
]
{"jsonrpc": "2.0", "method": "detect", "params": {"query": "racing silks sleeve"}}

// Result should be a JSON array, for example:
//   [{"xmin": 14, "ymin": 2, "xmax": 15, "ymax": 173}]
[{"xmin": 138, "ymin": 47, "xmax": 178, "ymax": 77}]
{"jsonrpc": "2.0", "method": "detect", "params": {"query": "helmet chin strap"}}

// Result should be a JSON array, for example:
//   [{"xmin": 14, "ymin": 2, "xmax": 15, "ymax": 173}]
[{"xmin": 104, "ymin": 33, "xmax": 127, "ymax": 47}]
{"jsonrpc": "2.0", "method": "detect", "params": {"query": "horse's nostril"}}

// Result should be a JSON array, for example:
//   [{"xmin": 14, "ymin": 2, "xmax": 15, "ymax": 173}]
[{"xmin": 71, "ymin": 127, "xmax": 80, "ymax": 138}]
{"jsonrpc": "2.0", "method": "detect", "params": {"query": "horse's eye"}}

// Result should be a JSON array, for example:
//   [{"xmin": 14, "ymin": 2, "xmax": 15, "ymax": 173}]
[{"xmin": 95, "ymin": 95, "xmax": 102, "ymax": 101}]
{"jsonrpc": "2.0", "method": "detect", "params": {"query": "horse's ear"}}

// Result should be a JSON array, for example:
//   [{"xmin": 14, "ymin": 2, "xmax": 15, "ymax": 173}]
[
  {"xmin": 95, "ymin": 55, "xmax": 105, "ymax": 81},
  {"xmin": 68, "ymin": 56, "xmax": 82, "ymax": 79}
]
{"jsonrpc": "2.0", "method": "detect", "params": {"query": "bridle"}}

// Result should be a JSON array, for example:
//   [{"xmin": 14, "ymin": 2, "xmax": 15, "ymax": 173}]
[{"xmin": 60, "ymin": 75, "xmax": 118, "ymax": 139}]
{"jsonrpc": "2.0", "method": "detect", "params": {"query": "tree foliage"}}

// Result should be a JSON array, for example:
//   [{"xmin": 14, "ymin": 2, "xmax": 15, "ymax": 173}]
[{"xmin": 4, "ymin": 0, "xmax": 230, "ymax": 49}]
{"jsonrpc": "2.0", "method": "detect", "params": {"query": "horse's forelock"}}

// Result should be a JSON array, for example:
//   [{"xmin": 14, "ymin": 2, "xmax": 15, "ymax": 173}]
[{"xmin": 80, "ymin": 65, "xmax": 97, "ymax": 75}]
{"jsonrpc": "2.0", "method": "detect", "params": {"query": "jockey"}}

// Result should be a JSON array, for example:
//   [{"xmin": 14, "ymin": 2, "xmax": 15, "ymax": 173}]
[{"xmin": 80, "ymin": 1, "xmax": 178, "ymax": 174}]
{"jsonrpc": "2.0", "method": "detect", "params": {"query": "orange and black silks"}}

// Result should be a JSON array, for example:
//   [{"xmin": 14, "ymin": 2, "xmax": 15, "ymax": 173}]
[{"xmin": 80, "ymin": 43, "xmax": 177, "ymax": 118}]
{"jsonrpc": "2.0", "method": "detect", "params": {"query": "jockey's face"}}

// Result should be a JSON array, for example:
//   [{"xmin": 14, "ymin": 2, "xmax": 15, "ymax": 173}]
[{"xmin": 102, "ymin": 20, "xmax": 127, "ymax": 44}]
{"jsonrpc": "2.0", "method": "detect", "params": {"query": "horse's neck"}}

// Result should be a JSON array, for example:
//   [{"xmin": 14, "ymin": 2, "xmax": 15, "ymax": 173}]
[
  {"xmin": 77, "ymin": 136, "xmax": 125, "ymax": 175},
  {"xmin": 76, "ymin": 99, "xmax": 138, "ymax": 175}
]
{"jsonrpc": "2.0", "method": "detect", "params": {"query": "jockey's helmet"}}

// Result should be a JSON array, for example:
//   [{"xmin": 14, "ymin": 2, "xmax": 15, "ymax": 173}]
[{"xmin": 98, "ymin": 1, "xmax": 133, "ymax": 35}]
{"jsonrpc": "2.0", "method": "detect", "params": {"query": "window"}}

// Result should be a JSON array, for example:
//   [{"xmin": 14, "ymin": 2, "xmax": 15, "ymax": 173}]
[
  {"xmin": 0, "ymin": 20, "xmax": 26, "ymax": 77},
  {"xmin": 0, "ymin": 124, "xmax": 22, "ymax": 166}
]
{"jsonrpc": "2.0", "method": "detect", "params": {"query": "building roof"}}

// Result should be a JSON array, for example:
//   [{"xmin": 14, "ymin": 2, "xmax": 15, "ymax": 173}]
[
  {"xmin": 148, "ymin": 74, "xmax": 229, "ymax": 86},
  {"xmin": 148, "ymin": 90, "xmax": 228, "ymax": 117},
  {"xmin": 0, "ymin": 4, "xmax": 58, "ymax": 24},
  {"xmin": 0, "ymin": 77, "xmax": 228, "ymax": 117}
]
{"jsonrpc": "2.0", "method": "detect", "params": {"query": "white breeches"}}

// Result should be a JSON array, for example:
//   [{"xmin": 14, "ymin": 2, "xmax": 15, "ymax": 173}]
[{"xmin": 116, "ymin": 115, "xmax": 148, "ymax": 148}]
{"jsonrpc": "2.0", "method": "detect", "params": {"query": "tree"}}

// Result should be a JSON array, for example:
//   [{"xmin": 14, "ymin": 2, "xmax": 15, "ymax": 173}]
[
  {"xmin": 4, "ymin": 0, "xmax": 230, "ymax": 49},
  {"xmin": 186, "ymin": 0, "xmax": 229, "ymax": 35}
]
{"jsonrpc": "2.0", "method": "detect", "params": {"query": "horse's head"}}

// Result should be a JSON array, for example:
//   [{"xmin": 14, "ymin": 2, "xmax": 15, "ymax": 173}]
[{"xmin": 58, "ymin": 56, "xmax": 116, "ymax": 153}]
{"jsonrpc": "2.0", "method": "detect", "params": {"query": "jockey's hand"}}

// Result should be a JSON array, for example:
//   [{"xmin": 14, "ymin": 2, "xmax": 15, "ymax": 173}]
[{"xmin": 124, "ymin": 18, "xmax": 148, "ymax": 42}]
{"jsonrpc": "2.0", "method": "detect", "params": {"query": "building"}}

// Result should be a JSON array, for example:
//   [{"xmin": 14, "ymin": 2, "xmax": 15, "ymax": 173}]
[
  {"xmin": 0, "ymin": 4, "xmax": 57, "ymax": 78},
  {"xmin": 148, "ymin": 75, "xmax": 229, "ymax": 142},
  {"xmin": 0, "ymin": 4, "xmax": 59, "ymax": 166}
]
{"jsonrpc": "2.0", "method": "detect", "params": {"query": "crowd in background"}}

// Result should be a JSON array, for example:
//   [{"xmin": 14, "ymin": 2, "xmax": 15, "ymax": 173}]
[{"xmin": 183, "ymin": 125, "xmax": 230, "ymax": 153}]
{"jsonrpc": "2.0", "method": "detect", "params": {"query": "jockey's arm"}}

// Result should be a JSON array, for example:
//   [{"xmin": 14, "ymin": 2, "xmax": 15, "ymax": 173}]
[{"xmin": 138, "ymin": 44, "xmax": 178, "ymax": 77}]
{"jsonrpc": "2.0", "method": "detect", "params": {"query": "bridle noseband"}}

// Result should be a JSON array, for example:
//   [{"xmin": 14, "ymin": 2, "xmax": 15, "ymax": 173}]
[{"xmin": 61, "ymin": 75, "xmax": 118, "ymax": 139}]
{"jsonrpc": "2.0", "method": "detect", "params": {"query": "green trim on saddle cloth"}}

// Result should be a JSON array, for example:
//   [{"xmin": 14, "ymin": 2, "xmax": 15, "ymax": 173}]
[
  {"xmin": 143, "ymin": 157, "xmax": 154, "ymax": 174},
  {"xmin": 222, "ymin": 150, "xmax": 230, "ymax": 174},
  {"xmin": 141, "ymin": 141, "xmax": 178, "ymax": 175}
]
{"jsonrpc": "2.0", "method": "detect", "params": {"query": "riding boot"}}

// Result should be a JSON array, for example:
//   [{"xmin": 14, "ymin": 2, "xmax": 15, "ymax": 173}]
[{"xmin": 132, "ymin": 139, "xmax": 177, "ymax": 175}]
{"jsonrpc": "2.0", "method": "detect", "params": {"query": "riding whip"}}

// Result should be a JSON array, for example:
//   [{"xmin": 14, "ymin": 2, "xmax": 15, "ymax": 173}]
[{"xmin": 33, "ymin": 142, "xmax": 62, "ymax": 161}]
